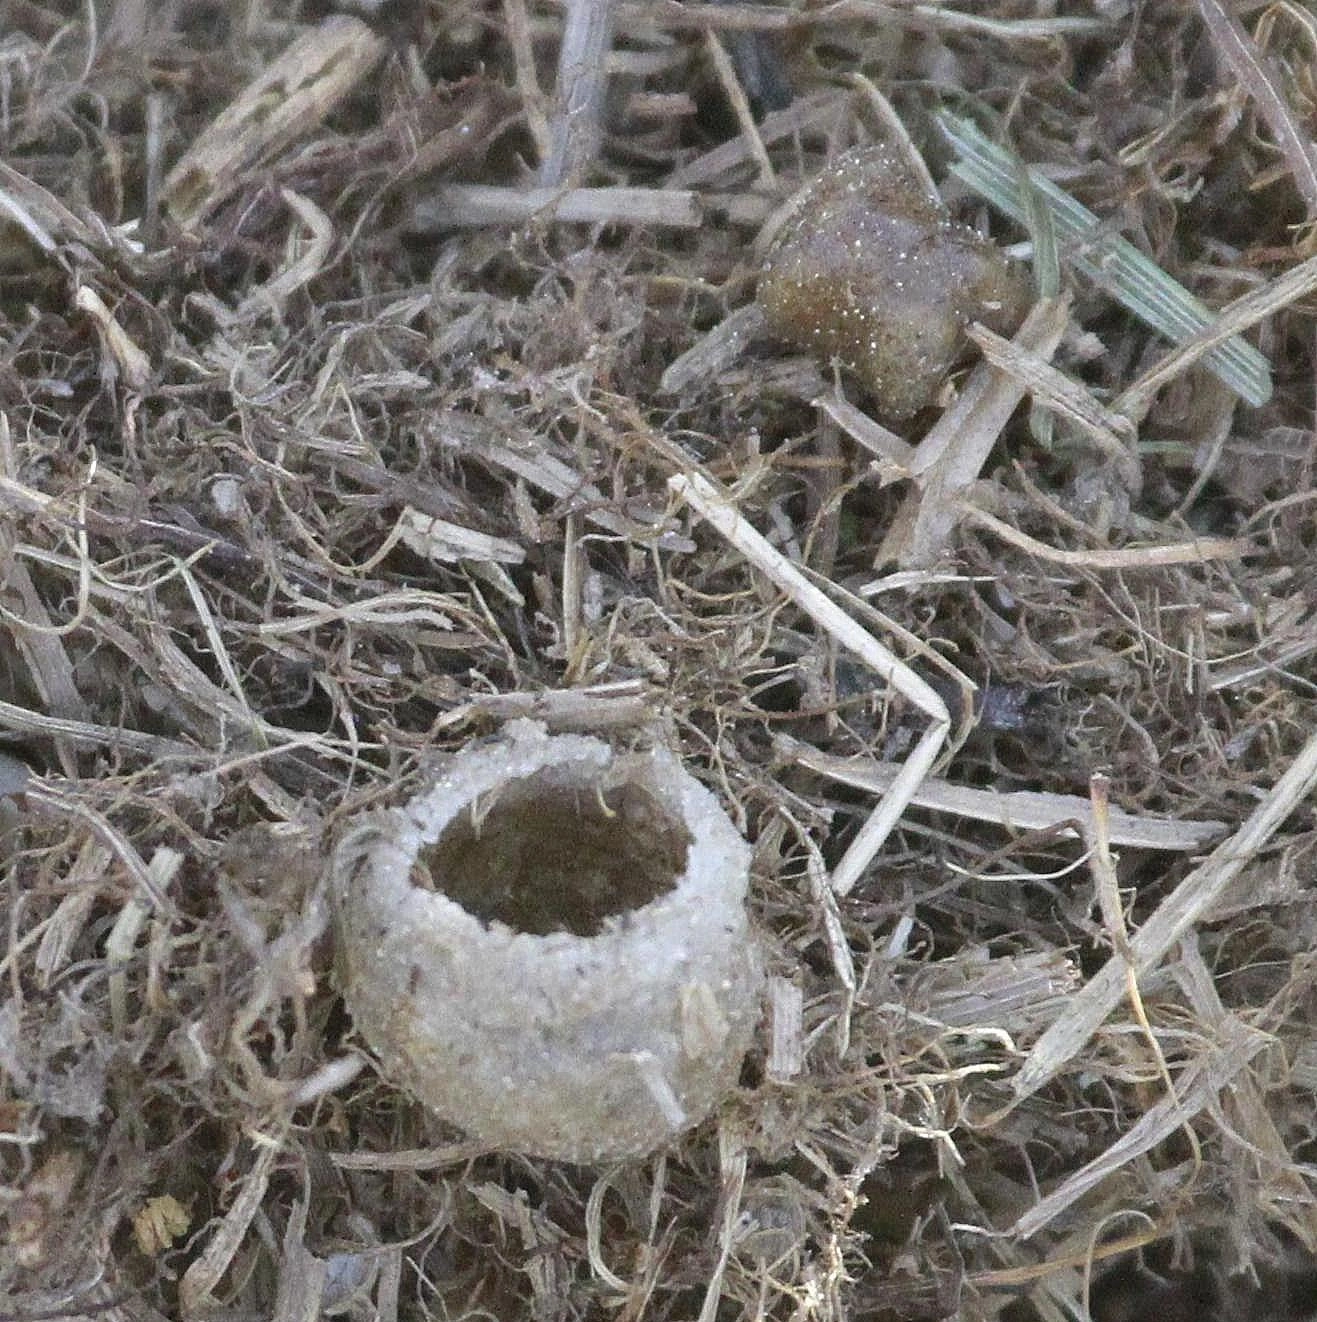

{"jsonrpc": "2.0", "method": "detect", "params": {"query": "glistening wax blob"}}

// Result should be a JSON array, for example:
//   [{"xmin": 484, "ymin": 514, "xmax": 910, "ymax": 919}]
[
  {"xmin": 757, "ymin": 144, "xmax": 1030, "ymax": 420},
  {"xmin": 331, "ymin": 720, "xmax": 763, "ymax": 1163}
]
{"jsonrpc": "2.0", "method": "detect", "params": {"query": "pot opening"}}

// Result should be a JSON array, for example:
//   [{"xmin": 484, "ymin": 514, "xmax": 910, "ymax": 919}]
[{"xmin": 416, "ymin": 767, "xmax": 692, "ymax": 936}]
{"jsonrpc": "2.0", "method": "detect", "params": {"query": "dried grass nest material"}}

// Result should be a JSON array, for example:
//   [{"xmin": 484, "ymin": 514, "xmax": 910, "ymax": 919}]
[{"xmin": 331, "ymin": 720, "xmax": 763, "ymax": 1163}]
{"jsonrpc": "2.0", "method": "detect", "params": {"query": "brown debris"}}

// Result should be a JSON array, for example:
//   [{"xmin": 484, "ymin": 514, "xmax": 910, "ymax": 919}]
[{"xmin": 757, "ymin": 144, "xmax": 1030, "ymax": 423}]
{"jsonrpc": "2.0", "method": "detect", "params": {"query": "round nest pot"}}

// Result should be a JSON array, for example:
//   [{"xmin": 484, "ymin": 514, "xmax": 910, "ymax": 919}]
[{"xmin": 332, "ymin": 720, "xmax": 763, "ymax": 1163}]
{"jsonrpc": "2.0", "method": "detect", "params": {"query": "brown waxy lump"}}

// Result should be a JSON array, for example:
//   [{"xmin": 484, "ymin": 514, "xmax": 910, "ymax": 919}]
[{"xmin": 757, "ymin": 145, "xmax": 1030, "ymax": 420}]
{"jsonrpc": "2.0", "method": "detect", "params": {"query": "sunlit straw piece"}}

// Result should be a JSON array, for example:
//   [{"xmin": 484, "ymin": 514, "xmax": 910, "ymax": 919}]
[{"xmin": 669, "ymin": 471, "xmax": 949, "ymax": 894}]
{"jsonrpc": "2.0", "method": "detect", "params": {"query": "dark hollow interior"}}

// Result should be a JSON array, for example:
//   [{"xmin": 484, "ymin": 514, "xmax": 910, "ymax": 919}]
[{"xmin": 417, "ymin": 770, "xmax": 692, "ymax": 936}]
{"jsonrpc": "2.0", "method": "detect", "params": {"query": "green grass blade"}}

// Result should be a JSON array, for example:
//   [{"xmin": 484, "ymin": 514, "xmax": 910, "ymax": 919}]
[{"xmin": 938, "ymin": 112, "xmax": 1273, "ymax": 407}]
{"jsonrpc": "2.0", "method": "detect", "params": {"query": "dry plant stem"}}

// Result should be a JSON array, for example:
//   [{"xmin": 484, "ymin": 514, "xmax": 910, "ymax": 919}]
[
  {"xmin": 376, "ymin": 1251, "xmax": 402, "ymax": 1322},
  {"xmin": 1089, "ymin": 780, "xmax": 1133, "ymax": 961},
  {"xmin": 253, "ymin": 588, "xmax": 460, "ymax": 636},
  {"xmin": 1113, "ymin": 249, "xmax": 1317, "ymax": 421},
  {"xmin": 414, "ymin": 184, "xmax": 702, "ymax": 230},
  {"xmin": 787, "ymin": 806, "xmax": 856, "ymax": 1051},
  {"xmin": 915, "ymin": 949, "xmax": 1077, "ymax": 1035},
  {"xmin": 1209, "ymin": 630, "xmax": 1317, "ymax": 692},
  {"xmin": 1173, "ymin": 939, "xmax": 1317, "ymax": 1248},
  {"xmin": 958, "ymin": 503, "xmax": 1247, "ymax": 567},
  {"xmin": 0, "ymin": 700, "xmax": 195, "ymax": 759},
  {"xmin": 273, "ymin": 1200, "xmax": 327, "ymax": 1322},
  {"xmin": 612, "ymin": 1, "xmax": 790, "ymax": 31},
  {"xmin": 561, "ymin": 511, "xmax": 585, "ymax": 679},
  {"xmin": 161, "ymin": 17, "xmax": 385, "ymax": 228},
  {"xmin": 0, "ymin": 539, "xmax": 90, "ymax": 724},
  {"xmin": 669, "ymin": 471, "xmax": 949, "ymax": 895},
  {"xmin": 179, "ymin": 561, "xmax": 257, "ymax": 733},
  {"xmin": 884, "ymin": 297, "xmax": 1069, "ymax": 569},
  {"xmin": 437, "ymin": 681, "xmax": 653, "ymax": 732},
  {"xmin": 26, "ymin": 786, "xmax": 177, "ymax": 915},
  {"xmin": 234, "ymin": 189, "xmax": 333, "ymax": 320},
  {"xmin": 471, "ymin": 1185, "xmax": 566, "ymax": 1315},
  {"xmin": 702, "ymin": 29, "xmax": 774, "ymax": 186},
  {"xmin": 803, "ymin": 409, "xmax": 844, "ymax": 578},
  {"xmin": 1194, "ymin": 0, "xmax": 1317, "ymax": 218},
  {"xmin": 107, "ymin": 885, "xmax": 154, "ymax": 1037},
  {"xmin": 607, "ymin": 1, "xmax": 1103, "ymax": 34},
  {"xmin": 776, "ymin": 735, "xmax": 1225, "ymax": 852},
  {"xmin": 502, "ymin": 0, "xmax": 552, "ymax": 162},
  {"xmin": 143, "ymin": 92, "xmax": 166, "ymax": 244},
  {"xmin": 0, "ymin": 158, "xmax": 103, "ymax": 257},
  {"xmin": 435, "ymin": 409, "xmax": 678, "ymax": 544},
  {"xmin": 540, "ymin": 0, "xmax": 616, "ymax": 187},
  {"xmin": 74, "ymin": 286, "xmax": 151, "ymax": 390},
  {"xmin": 667, "ymin": 91, "xmax": 846, "ymax": 188},
  {"xmin": 0, "ymin": 175, "xmax": 60, "ymax": 257},
  {"xmin": 847, "ymin": 73, "xmax": 939, "ymax": 205},
  {"xmin": 394, "ymin": 508, "xmax": 525, "ymax": 566},
  {"xmin": 584, "ymin": 1175, "xmax": 633, "ymax": 1294},
  {"xmin": 698, "ymin": 1129, "xmax": 748, "ymax": 1322},
  {"xmin": 766, "ymin": 977, "xmax": 805, "ymax": 1080},
  {"xmin": 1013, "ymin": 725, "xmax": 1317, "ymax": 1100},
  {"xmin": 970, "ymin": 1220, "xmax": 1182, "ymax": 1290},
  {"xmin": 907, "ymin": 298, "xmax": 1068, "ymax": 478},
  {"xmin": 815, "ymin": 392, "xmax": 916, "ymax": 471},
  {"xmin": 658, "ymin": 304, "xmax": 766, "ymax": 395},
  {"xmin": 1089, "ymin": 776, "xmax": 1200, "ymax": 1171},
  {"xmin": 180, "ymin": 1138, "xmax": 282, "ymax": 1316},
  {"xmin": 1011, "ymin": 1016, "xmax": 1267, "ymax": 1238},
  {"xmin": 329, "ymin": 1140, "xmax": 491, "ymax": 1172},
  {"xmin": 967, "ymin": 323, "xmax": 1139, "ymax": 491}
]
